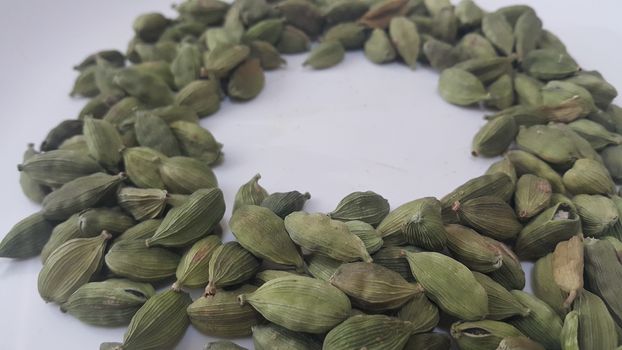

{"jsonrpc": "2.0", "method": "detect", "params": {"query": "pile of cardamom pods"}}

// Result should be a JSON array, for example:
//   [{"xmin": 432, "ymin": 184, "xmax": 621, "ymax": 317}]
[{"xmin": 2, "ymin": 0, "xmax": 622, "ymax": 349}]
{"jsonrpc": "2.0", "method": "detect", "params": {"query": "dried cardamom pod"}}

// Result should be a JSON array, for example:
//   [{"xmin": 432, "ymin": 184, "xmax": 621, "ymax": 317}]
[
  {"xmin": 455, "ymin": 0, "xmax": 484, "ymax": 28},
  {"xmin": 358, "ymin": 0, "xmax": 409, "ymax": 28},
  {"xmin": 78, "ymin": 207, "xmax": 136, "ymax": 236},
  {"xmin": 159, "ymin": 156, "xmax": 218, "ymax": 194},
  {"xmin": 38, "ymin": 232, "xmax": 111, "ymax": 303},
  {"xmin": 117, "ymin": 187, "xmax": 167, "ymax": 221},
  {"xmin": 329, "ymin": 191, "xmax": 389, "ymax": 226},
  {"xmin": 188, "ymin": 284, "xmax": 260, "ymax": 337},
  {"xmin": 456, "ymin": 33, "xmax": 497, "ymax": 59},
  {"xmin": 134, "ymin": 114, "xmax": 181, "ymax": 157},
  {"xmin": 584, "ymin": 238, "xmax": 622, "ymax": 328},
  {"xmin": 377, "ymin": 199, "xmax": 423, "ymax": 245},
  {"xmin": 497, "ymin": 337, "xmax": 546, "ymax": 350},
  {"xmin": 205, "ymin": 341, "xmax": 248, "ymax": 350},
  {"xmin": 514, "ymin": 174, "xmax": 552, "ymax": 221},
  {"xmin": 176, "ymin": 0, "xmax": 229, "ymax": 25},
  {"xmin": 79, "ymin": 93, "xmax": 123, "ymax": 120},
  {"xmin": 238, "ymin": 275, "xmax": 351, "ymax": 333},
  {"xmin": 122, "ymin": 147, "xmax": 166, "ymax": 189},
  {"xmin": 514, "ymin": 73, "xmax": 544, "ymax": 106},
  {"xmin": 431, "ymin": 6, "xmax": 458, "ymax": 43},
  {"xmin": 242, "ymin": 18, "xmax": 284, "ymax": 45},
  {"xmin": 306, "ymin": 254, "xmax": 342, "ymax": 282},
  {"xmin": 117, "ymin": 289, "xmax": 191, "ymax": 350},
  {"xmin": 439, "ymin": 68, "xmax": 490, "ymax": 105},
  {"xmin": 171, "ymin": 43, "xmax": 202, "ymax": 89},
  {"xmin": 228, "ymin": 58, "xmax": 265, "ymax": 100},
  {"xmin": 261, "ymin": 191, "xmax": 310, "ymax": 219},
  {"xmin": 601, "ymin": 144, "xmax": 622, "ymax": 181},
  {"xmin": 324, "ymin": 0, "xmax": 369, "ymax": 26},
  {"xmin": 516, "ymin": 125, "xmax": 586, "ymax": 169},
  {"xmin": 364, "ymin": 28, "xmax": 396, "ymax": 64},
  {"xmin": 105, "ymin": 239, "xmax": 180, "ymax": 282},
  {"xmin": 230, "ymin": 205, "xmax": 305, "ymax": 270},
  {"xmin": 451, "ymin": 196, "xmax": 523, "ymax": 240},
  {"xmin": 285, "ymin": 212, "xmax": 372, "ymax": 263},
  {"xmin": 323, "ymin": 22, "xmax": 367, "ymax": 51},
  {"xmin": 560, "ymin": 310, "xmax": 579, "ymax": 350},
  {"xmin": 573, "ymin": 194, "xmax": 619, "ymax": 237},
  {"xmin": 486, "ymin": 74, "xmax": 514, "ymax": 110},
  {"xmin": 202, "ymin": 44, "xmax": 250, "ymax": 78},
  {"xmin": 422, "ymin": 37, "xmax": 462, "ymax": 71},
  {"xmin": 404, "ymin": 332, "xmax": 451, "ymax": 350},
  {"xmin": 205, "ymin": 242, "xmax": 260, "ymax": 295},
  {"xmin": 41, "ymin": 119, "xmax": 85, "ymax": 152},
  {"xmin": 485, "ymin": 238, "xmax": 526, "ymax": 290},
  {"xmin": 254, "ymin": 269, "xmax": 301, "ymax": 285},
  {"xmin": 0, "ymin": 212, "xmax": 54, "ymax": 259},
  {"xmin": 170, "ymin": 121, "xmax": 222, "ymax": 164},
  {"xmin": 330, "ymin": 262, "xmax": 423, "ymax": 311},
  {"xmin": 372, "ymin": 245, "xmax": 419, "ymax": 281},
  {"xmin": 569, "ymin": 118, "xmax": 622, "ymax": 150},
  {"xmin": 303, "ymin": 41, "xmax": 345, "ymax": 69},
  {"xmin": 132, "ymin": 12, "xmax": 169, "ymax": 42},
  {"xmin": 102, "ymin": 97, "xmax": 145, "ymax": 127},
  {"xmin": 552, "ymin": 236, "xmax": 584, "ymax": 307},
  {"xmin": 522, "ymin": 49, "xmax": 579, "ymax": 80},
  {"xmin": 174, "ymin": 235, "xmax": 221, "ymax": 290},
  {"xmin": 486, "ymin": 158, "xmax": 517, "ymax": 185},
  {"xmin": 74, "ymin": 49, "xmax": 125, "ymax": 71},
  {"xmin": 473, "ymin": 272, "xmax": 530, "ymax": 320},
  {"xmin": 508, "ymin": 290, "xmax": 563, "ymax": 349},
  {"xmin": 514, "ymin": 10, "xmax": 542, "ymax": 60},
  {"xmin": 18, "ymin": 149, "xmax": 104, "ymax": 188},
  {"xmin": 146, "ymin": 188, "xmax": 224, "ymax": 247},
  {"xmin": 42, "ymin": 173, "xmax": 125, "ymax": 220},
  {"xmin": 233, "ymin": 174, "xmax": 269, "ymax": 212},
  {"xmin": 572, "ymin": 290, "xmax": 618, "ymax": 350},
  {"xmin": 115, "ymin": 219, "xmax": 161, "ymax": 243},
  {"xmin": 323, "ymin": 314, "xmax": 413, "ymax": 350},
  {"xmin": 481, "ymin": 12, "xmax": 514, "ymax": 56},
  {"xmin": 472, "ymin": 115, "xmax": 517, "ymax": 157},
  {"xmin": 253, "ymin": 323, "xmax": 321, "ymax": 350},
  {"xmin": 444, "ymin": 224, "xmax": 503, "ymax": 273},
  {"xmin": 19, "ymin": 144, "xmax": 50, "ymax": 203},
  {"xmin": 114, "ymin": 67, "xmax": 174, "ymax": 107},
  {"xmin": 397, "ymin": 293, "xmax": 440, "ymax": 334},
  {"xmin": 507, "ymin": 150, "xmax": 566, "ymax": 194},
  {"xmin": 542, "ymin": 81, "xmax": 596, "ymax": 122},
  {"xmin": 71, "ymin": 65, "xmax": 99, "ymax": 97},
  {"xmin": 454, "ymin": 56, "xmax": 514, "ymax": 85},
  {"xmin": 61, "ymin": 278, "xmax": 155, "ymax": 327},
  {"xmin": 83, "ymin": 117, "xmax": 123, "ymax": 171},
  {"xmin": 250, "ymin": 41, "xmax": 286, "ymax": 70},
  {"xmin": 565, "ymin": 71, "xmax": 618, "ymax": 110},
  {"xmin": 345, "ymin": 221, "xmax": 383, "ymax": 254},
  {"xmin": 403, "ymin": 251, "xmax": 488, "ymax": 320},
  {"xmin": 174, "ymin": 79, "xmax": 221, "ymax": 117},
  {"xmin": 399, "ymin": 197, "xmax": 446, "ymax": 251},
  {"xmin": 389, "ymin": 16, "xmax": 420, "ymax": 69},
  {"xmin": 451, "ymin": 320, "xmax": 524, "ymax": 350},
  {"xmin": 532, "ymin": 254, "xmax": 568, "ymax": 317},
  {"xmin": 41, "ymin": 214, "xmax": 81, "ymax": 263},
  {"xmin": 277, "ymin": 25, "xmax": 310, "ymax": 54}
]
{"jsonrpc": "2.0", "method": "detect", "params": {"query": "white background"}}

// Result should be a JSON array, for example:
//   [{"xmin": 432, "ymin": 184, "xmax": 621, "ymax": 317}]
[{"xmin": 0, "ymin": 0, "xmax": 621, "ymax": 349}]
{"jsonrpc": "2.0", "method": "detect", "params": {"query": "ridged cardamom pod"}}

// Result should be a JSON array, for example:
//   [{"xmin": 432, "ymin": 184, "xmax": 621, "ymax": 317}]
[
  {"xmin": 188, "ymin": 285, "xmax": 261, "ymax": 338},
  {"xmin": 170, "ymin": 121, "xmax": 222, "ymax": 165},
  {"xmin": 514, "ymin": 174, "xmax": 552, "ymax": 221},
  {"xmin": 261, "ymin": 191, "xmax": 311, "ymax": 219},
  {"xmin": 254, "ymin": 270, "xmax": 302, "ymax": 285},
  {"xmin": 397, "ymin": 293, "xmax": 440, "ymax": 334},
  {"xmin": 118, "ymin": 289, "xmax": 191, "ymax": 350},
  {"xmin": 146, "ymin": 188, "xmax": 225, "ymax": 247},
  {"xmin": 371, "ymin": 245, "xmax": 420, "ymax": 281},
  {"xmin": 455, "ymin": 32, "xmax": 497, "ymax": 60},
  {"xmin": 303, "ymin": 41, "xmax": 345, "ymax": 69},
  {"xmin": 329, "ymin": 262, "xmax": 423, "ymax": 312},
  {"xmin": 60, "ymin": 279, "xmax": 155, "ymax": 327},
  {"xmin": 239, "ymin": 276, "xmax": 351, "ymax": 333},
  {"xmin": 158, "ymin": 156, "xmax": 218, "ymax": 194},
  {"xmin": 569, "ymin": 118, "xmax": 622, "ymax": 150},
  {"xmin": 532, "ymin": 254, "xmax": 568, "ymax": 317},
  {"xmin": 514, "ymin": 73, "xmax": 544, "ymax": 107},
  {"xmin": 485, "ymin": 238, "xmax": 526, "ymax": 290},
  {"xmin": 364, "ymin": 28, "xmax": 396, "ymax": 64},
  {"xmin": 105, "ymin": 239, "xmax": 180, "ymax": 282},
  {"xmin": 345, "ymin": 220, "xmax": 383, "ymax": 254},
  {"xmin": 377, "ymin": 199, "xmax": 423, "ymax": 246},
  {"xmin": 403, "ymin": 251, "xmax": 489, "ymax": 320},
  {"xmin": 440, "ymin": 173, "xmax": 514, "ymax": 221},
  {"xmin": 552, "ymin": 236, "xmax": 584, "ymax": 307},
  {"xmin": 401, "ymin": 197, "xmax": 448, "ymax": 251},
  {"xmin": 205, "ymin": 242, "xmax": 260, "ymax": 295},
  {"xmin": 485, "ymin": 74, "xmax": 514, "ymax": 110},
  {"xmin": 358, "ymin": 0, "xmax": 409, "ymax": 29},
  {"xmin": 205, "ymin": 340, "xmax": 247, "ymax": 350},
  {"xmin": 18, "ymin": 149, "xmax": 104, "ymax": 188},
  {"xmin": 19, "ymin": 144, "xmax": 50, "ymax": 203},
  {"xmin": 444, "ymin": 224, "xmax": 503, "ymax": 273},
  {"xmin": 203, "ymin": 44, "xmax": 250, "ymax": 77},
  {"xmin": 174, "ymin": 79, "xmax": 221, "ymax": 117},
  {"xmin": 78, "ymin": 207, "xmax": 136, "ymax": 236},
  {"xmin": 122, "ymin": 147, "xmax": 167, "ymax": 189},
  {"xmin": 41, "ymin": 119, "xmax": 85, "ymax": 151},
  {"xmin": 41, "ymin": 172, "xmax": 125, "ymax": 220},
  {"xmin": 41, "ymin": 214, "xmax": 81, "ymax": 263},
  {"xmin": 253, "ymin": 323, "xmax": 321, "ymax": 350},
  {"xmin": 481, "ymin": 12, "xmax": 514, "ymax": 55},
  {"xmin": 515, "ymin": 203, "xmax": 580, "ymax": 260},
  {"xmin": 565, "ymin": 71, "xmax": 618, "ymax": 109},
  {"xmin": 132, "ymin": 12, "xmax": 169, "ymax": 42},
  {"xmin": 115, "ymin": 219, "xmax": 161, "ymax": 242},
  {"xmin": 171, "ymin": 43, "xmax": 201, "ymax": 89},
  {"xmin": 451, "ymin": 320, "xmax": 524, "ymax": 350},
  {"xmin": 560, "ymin": 311, "xmax": 579, "ymax": 350},
  {"xmin": 38, "ymin": 231, "xmax": 111, "ymax": 303},
  {"xmin": 134, "ymin": 114, "xmax": 181, "ymax": 157},
  {"xmin": 584, "ymin": 238, "xmax": 622, "ymax": 328},
  {"xmin": 306, "ymin": 254, "xmax": 342, "ymax": 282},
  {"xmin": 233, "ymin": 174, "xmax": 269, "ymax": 212},
  {"xmin": 83, "ymin": 117, "xmax": 124, "ymax": 172},
  {"xmin": 330, "ymin": 191, "xmax": 390, "ymax": 226},
  {"xmin": 114, "ymin": 67, "xmax": 174, "ymax": 107},
  {"xmin": 508, "ymin": 290, "xmax": 563, "ymax": 350},
  {"xmin": 439, "ymin": 68, "xmax": 489, "ymax": 106},
  {"xmin": 541, "ymin": 81, "xmax": 596, "ymax": 122},
  {"xmin": 453, "ymin": 56, "xmax": 514, "ymax": 85},
  {"xmin": 323, "ymin": 314, "xmax": 413, "ymax": 350},
  {"xmin": 506, "ymin": 150, "xmax": 566, "ymax": 193},
  {"xmin": 389, "ymin": 16, "xmax": 420, "ymax": 69},
  {"xmin": 277, "ymin": 25, "xmax": 311, "ymax": 54},
  {"xmin": 404, "ymin": 332, "xmax": 451, "ymax": 350},
  {"xmin": 230, "ymin": 205, "xmax": 304, "ymax": 270},
  {"xmin": 497, "ymin": 336, "xmax": 546, "ymax": 350},
  {"xmin": 472, "ymin": 116, "xmax": 518, "ymax": 157},
  {"xmin": 0, "ymin": 212, "xmax": 54, "ymax": 259},
  {"xmin": 563, "ymin": 158, "xmax": 616, "ymax": 195},
  {"xmin": 572, "ymin": 290, "xmax": 618, "ymax": 350},
  {"xmin": 451, "ymin": 196, "xmax": 523, "ymax": 240},
  {"xmin": 285, "ymin": 212, "xmax": 372, "ymax": 263},
  {"xmin": 175, "ymin": 235, "xmax": 221, "ymax": 290},
  {"xmin": 117, "ymin": 187, "xmax": 168, "ymax": 221},
  {"xmin": 473, "ymin": 272, "xmax": 530, "ymax": 320},
  {"xmin": 522, "ymin": 49, "xmax": 579, "ymax": 80},
  {"xmin": 324, "ymin": 0, "xmax": 368, "ymax": 26},
  {"xmin": 515, "ymin": 9, "xmax": 542, "ymax": 60},
  {"xmin": 516, "ymin": 124, "xmax": 595, "ymax": 169},
  {"xmin": 573, "ymin": 194, "xmax": 619, "ymax": 237}
]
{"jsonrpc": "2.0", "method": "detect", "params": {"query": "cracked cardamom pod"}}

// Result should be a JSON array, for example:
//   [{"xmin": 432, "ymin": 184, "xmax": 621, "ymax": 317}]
[
  {"xmin": 61, "ymin": 278, "xmax": 155, "ymax": 327},
  {"xmin": 572, "ymin": 290, "xmax": 618, "ymax": 350},
  {"xmin": 18, "ymin": 149, "xmax": 104, "ymax": 188},
  {"xmin": 552, "ymin": 236, "xmax": 584, "ymax": 307},
  {"xmin": 472, "ymin": 115, "xmax": 517, "ymax": 157},
  {"xmin": 345, "ymin": 221, "xmax": 383, "ymax": 254},
  {"xmin": 253, "ymin": 323, "xmax": 321, "ymax": 350},
  {"xmin": 230, "ymin": 205, "xmax": 304, "ymax": 270},
  {"xmin": 205, "ymin": 242, "xmax": 261, "ymax": 295},
  {"xmin": 444, "ymin": 224, "xmax": 503, "ymax": 273},
  {"xmin": 451, "ymin": 320, "xmax": 524, "ymax": 350},
  {"xmin": 117, "ymin": 187, "xmax": 168, "ymax": 221},
  {"xmin": 159, "ymin": 156, "xmax": 218, "ymax": 194},
  {"xmin": 285, "ymin": 212, "xmax": 372, "ymax": 263},
  {"xmin": 330, "ymin": 262, "xmax": 423, "ymax": 312},
  {"xmin": 514, "ymin": 174, "xmax": 552, "ymax": 221},
  {"xmin": 175, "ymin": 235, "xmax": 221, "ymax": 290},
  {"xmin": 188, "ymin": 284, "xmax": 261, "ymax": 337},
  {"xmin": 573, "ymin": 194, "xmax": 619, "ymax": 237},
  {"xmin": 38, "ymin": 231, "xmax": 111, "ymax": 303},
  {"xmin": 261, "ymin": 191, "xmax": 310, "ymax": 219},
  {"xmin": 397, "ymin": 293, "xmax": 439, "ymax": 334},
  {"xmin": 0, "ymin": 212, "xmax": 54, "ymax": 259},
  {"xmin": 323, "ymin": 314, "xmax": 413, "ymax": 350},
  {"xmin": 403, "ymin": 251, "xmax": 488, "ymax": 320},
  {"xmin": 134, "ymin": 114, "xmax": 181, "ymax": 157},
  {"xmin": 238, "ymin": 276, "xmax": 351, "ymax": 333},
  {"xmin": 105, "ymin": 239, "xmax": 180, "ymax": 282},
  {"xmin": 233, "ymin": 174, "xmax": 269, "ymax": 212},
  {"xmin": 473, "ymin": 272, "xmax": 530, "ymax": 320},
  {"xmin": 122, "ymin": 147, "xmax": 167, "ymax": 189},
  {"xmin": 508, "ymin": 290, "xmax": 563, "ymax": 349},
  {"xmin": 329, "ymin": 191, "xmax": 389, "ymax": 226},
  {"xmin": 451, "ymin": 196, "xmax": 523, "ymax": 240}
]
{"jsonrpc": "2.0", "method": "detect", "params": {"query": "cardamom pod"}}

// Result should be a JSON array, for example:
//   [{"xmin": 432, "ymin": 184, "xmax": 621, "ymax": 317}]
[
  {"xmin": 451, "ymin": 320, "xmax": 524, "ymax": 350},
  {"xmin": 472, "ymin": 115, "xmax": 517, "ymax": 157},
  {"xmin": 584, "ymin": 238, "xmax": 622, "ymax": 329},
  {"xmin": 261, "ymin": 191, "xmax": 310, "ymax": 219},
  {"xmin": 563, "ymin": 158, "xmax": 616, "ymax": 195},
  {"xmin": 78, "ymin": 207, "xmax": 136, "ymax": 236},
  {"xmin": 205, "ymin": 241, "xmax": 260, "ymax": 295},
  {"xmin": 514, "ymin": 174, "xmax": 552, "ymax": 221},
  {"xmin": 451, "ymin": 196, "xmax": 523, "ymax": 240},
  {"xmin": 508, "ymin": 290, "xmax": 563, "ymax": 350},
  {"xmin": 552, "ymin": 236, "xmax": 584, "ymax": 307},
  {"xmin": 205, "ymin": 341, "xmax": 248, "ymax": 350},
  {"xmin": 440, "ymin": 173, "xmax": 514, "ymax": 221},
  {"xmin": 0, "ymin": 212, "xmax": 54, "ymax": 259},
  {"xmin": 359, "ymin": 0, "xmax": 409, "ymax": 29},
  {"xmin": 323, "ymin": 314, "xmax": 413, "ymax": 350},
  {"xmin": 485, "ymin": 238, "xmax": 526, "ymax": 290},
  {"xmin": 506, "ymin": 150, "xmax": 566, "ymax": 193},
  {"xmin": 306, "ymin": 254, "xmax": 342, "ymax": 282},
  {"xmin": 114, "ymin": 67, "xmax": 174, "ymax": 107},
  {"xmin": 228, "ymin": 58, "xmax": 265, "ymax": 100},
  {"xmin": 486, "ymin": 158, "xmax": 517, "ymax": 185},
  {"xmin": 401, "ymin": 197, "xmax": 448, "ymax": 251},
  {"xmin": 117, "ymin": 187, "xmax": 168, "ymax": 221},
  {"xmin": 134, "ymin": 114, "xmax": 181, "ymax": 157},
  {"xmin": 277, "ymin": 25, "xmax": 310, "ymax": 54},
  {"xmin": 532, "ymin": 254, "xmax": 568, "ymax": 317},
  {"xmin": 481, "ymin": 12, "xmax": 514, "ymax": 56},
  {"xmin": 170, "ymin": 121, "xmax": 222, "ymax": 165},
  {"xmin": 175, "ymin": 235, "xmax": 221, "ymax": 289},
  {"xmin": 329, "ymin": 191, "xmax": 389, "ymax": 226},
  {"xmin": 303, "ymin": 41, "xmax": 345, "ymax": 69},
  {"xmin": 397, "ymin": 293, "xmax": 440, "ymax": 334},
  {"xmin": 560, "ymin": 311, "xmax": 579, "ymax": 350},
  {"xmin": 572, "ymin": 289, "xmax": 618, "ymax": 350},
  {"xmin": 601, "ymin": 144, "xmax": 622, "ymax": 181},
  {"xmin": 364, "ymin": 28, "xmax": 396, "ymax": 64},
  {"xmin": 171, "ymin": 42, "xmax": 202, "ymax": 89},
  {"xmin": 573, "ymin": 194, "xmax": 619, "ymax": 237},
  {"xmin": 253, "ymin": 323, "xmax": 321, "ymax": 350},
  {"xmin": 122, "ymin": 147, "xmax": 167, "ymax": 189},
  {"xmin": 473, "ymin": 272, "xmax": 530, "ymax": 320},
  {"xmin": 345, "ymin": 220, "xmax": 383, "ymax": 254},
  {"xmin": 439, "ymin": 68, "xmax": 489, "ymax": 105},
  {"xmin": 159, "ymin": 156, "xmax": 218, "ymax": 194},
  {"xmin": 18, "ymin": 149, "xmax": 104, "ymax": 188},
  {"xmin": 19, "ymin": 144, "xmax": 50, "ymax": 203},
  {"xmin": 514, "ymin": 10, "xmax": 542, "ymax": 60},
  {"xmin": 569, "ymin": 118, "xmax": 622, "ymax": 150},
  {"xmin": 233, "ymin": 174, "xmax": 269, "ymax": 212},
  {"xmin": 174, "ymin": 79, "xmax": 221, "ymax": 117},
  {"xmin": 497, "ymin": 337, "xmax": 546, "ymax": 350},
  {"xmin": 444, "ymin": 224, "xmax": 503, "ymax": 273},
  {"xmin": 105, "ymin": 239, "xmax": 180, "ymax": 282},
  {"xmin": 41, "ymin": 214, "xmax": 81, "ymax": 263},
  {"xmin": 371, "ymin": 245, "xmax": 420, "ymax": 281},
  {"xmin": 115, "ymin": 219, "xmax": 161, "ymax": 242},
  {"xmin": 522, "ymin": 49, "xmax": 579, "ymax": 80},
  {"xmin": 404, "ymin": 332, "xmax": 451, "ymax": 350}
]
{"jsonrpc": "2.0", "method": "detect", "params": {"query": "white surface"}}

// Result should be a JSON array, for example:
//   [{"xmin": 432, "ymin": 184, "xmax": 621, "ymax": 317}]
[{"xmin": 0, "ymin": 1, "xmax": 621, "ymax": 349}]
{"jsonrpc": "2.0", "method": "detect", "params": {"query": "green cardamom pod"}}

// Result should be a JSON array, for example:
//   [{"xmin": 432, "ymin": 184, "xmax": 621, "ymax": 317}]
[
  {"xmin": 401, "ymin": 197, "xmax": 447, "ymax": 251},
  {"xmin": 514, "ymin": 174, "xmax": 552, "ymax": 221},
  {"xmin": 102, "ymin": 97, "xmax": 145, "ymax": 127},
  {"xmin": 454, "ymin": 56, "xmax": 515, "ymax": 85},
  {"xmin": 422, "ymin": 37, "xmax": 461, "ymax": 71},
  {"xmin": 325, "ymin": 1, "xmax": 369, "ymax": 27},
  {"xmin": 74, "ymin": 49, "xmax": 125, "ymax": 72},
  {"xmin": 371, "ymin": 245, "xmax": 420, "ymax": 281},
  {"xmin": 19, "ymin": 144, "xmax": 50, "ymax": 203},
  {"xmin": 440, "ymin": 173, "xmax": 514, "ymax": 221},
  {"xmin": 564, "ymin": 71, "xmax": 618, "ymax": 110},
  {"xmin": 514, "ymin": 10, "xmax": 542, "ymax": 60},
  {"xmin": 175, "ymin": 235, "xmax": 221, "ymax": 290},
  {"xmin": 105, "ymin": 239, "xmax": 180, "ymax": 282},
  {"xmin": 455, "ymin": 33, "xmax": 497, "ymax": 60},
  {"xmin": 323, "ymin": 314, "xmax": 413, "ymax": 350},
  {"xmin": 487, "ymin": 73, "xmax": 515, "ymax": 109},
  {"xmin": 473, "ymin": 272, "xmax": 530, "ymax": 320},
  {"xmin": 285, "ymin": 212, "xmax": 372, "ymax": 263},
  {"xmin": 254, "ymin": 269, "xmax": 301, "ymax": 285},
  {"xmin": 205, "ymin": 341, "xmax": 248, "ymax": 350},
  {"xmin": 514, "ymin": 73, "xmax": 544, "ymax": 106},
  {"xmin": 431, "ymin": 7, "xmax": 458, "ymax": 43},
  {"xmin": 451, "ymin": 196, "xmax": 523, "ymax": 240},
  {"xmin": 188, "ymin": 284, "xmax": 261, "ymax": 337},
  {"xmin": 486, "ymin": 157, "xmax": 517, "ymax": 185},
  {"xmin": 115, "ymin": 219, "xmax": 161, "ymax": 242},
  {"xmin": 345, "ymin": 220, "xmax": 383, "ymax": 254},
  {"xmin": 38, "ymin": 231, "xmax": 111, "ymax": 303},
  {"xmin": 532, "ymin": 254, "xmax": 568, "ymax": 317},
  {"xmin": 261, "ymin": 191, "xmax": 310, "ymax": 219},
  {"xmin": 389, "ymin": 16, "xmax": 420, "ymax": 69},
  {"xmin": 18, "ymin": 149, "xmax": 104, "ymax": 188},
  {"xmin": 472, "ymin": 115, "xmax": 517, "ymax": 157},
  {"xmin": 303, "ymin": 41, "xmax": 345, "ymax": 69},
  {"xmin": 359, "ymin": 0, "xmax": 410, "ymax": 29},
  {"xmin": 242, "ymin": 18, "xmax": 284, "ymax": 45},
  {"xmin": 601, "ymin": 144, "xmax": 622, "ymax": 181},
  {"xmin": 451, "ymin": 320, "xmax": 524, "ymax": 350},
  {"xmin": 205, "ymin": 241, "xmax": 260, "ymax": 295},
  {"xmin": 552, "ymin": 236, "xmax": 584, "ymax": 309},
  {"xmin": 403, "ymin": 251, "xmax": 488, "ymax": 320},
  {"xmin": 147, "ymin": 188, "xmax": 225, "ymax": 247},
  {"xmin": 572, "ymin": 289, "xmax": 618, "ymax": 350},
  {"xmin": 132, "ymin": 12, "xmax": 169, "ymax": 42},
  {"xmin": 584, "ymin": 238, "xmax": 622, "ymax": 328},
  {"xmin": 228, "ymin": 58, "xmax": 265, "ymax": 101},
  {"xmin": 455, "ymin": 0, "xmax": 484, "ymax": 28},
  {"xmin": 497, "ymin": 337, "xmax": 546, "ymax": 350},
  {"xmin": 170, "ymin": 121, "xmax": 222, "ymax": 165},
  {"xmin": 564, "ymin": 158, "xmax": 616, "ymax": 196},
  {"xmin": 397, "ymin": 293, "xmax": 440, "ymax": 334},
  {"xmin": 117, "ymin": 187, "xmax": 168, "ymax": 221},
  {"xmin": 573, "ymin": 194, "xmax": 619, "ymax": 237},
  {"xmin": 122, "ymin": 147, "xmax": 166, "ymax": 189},
  {"xmin": 233, "ymin": 174, "xmax": 269, "ymax": 212},
  {"xmin": 41, "ymin": 214, "xmax": 81, "ymax": 263},
  {"xmin": 253, "ymin": 323, "xmax": 322, "ymax": 350},
  {"xmin": 276, "ymin": 0, "xmax": 323, "ymax": 37},
  {"xmin": 171, "ymin": 43, "xmax": 202, "ymax": 89},
  {"xmin": 508, "ymin": 290, "xmax": 563, "ymax": 350},
  {"xmin": 78, "ymin": 207, "xmax": 136, "ymax": 236},
  {"xmin": 560, "ymin": 311, "xmax": 579, "ymax": 350},
  {"xmin": 203, "ymin": 44, "xmax": 250, "ymax": 78},
  {"xmin": 541, "ymin": 81, "xmax": 596, "ymax": 122},
  {"xmin": 506, "ymin": 150, "xmax": 565, "ymax": 193},
  {"xmin": 481, "ymin": 12, "xmax": 514, "ymax": 56},
  {"xmin": 159, "ymin": 156, "xmax": 218, "ymax": 194},
  {"xmin": 250, "ymin": 41, "xmax": 286, "ymax": 70},
  {"xmin": 306, "ymin": 254, "xmax": 342, "ymax": 282},
  {"xmin": 0, "ymin": 212, "xmax": 54, "ymax": 259},
  {"xmin": 324, "ymin": 22, "xmax": 367, "ymax": 50},
  {"xmin": 176, "ymin": 0, "xmax": 229, "ymax": 25},
  {"xmin": 329, "ymin": 191, "xmax": 389, "ymax": 226},
  {"xmin": 404, "ymin": 332, "xmax": 451, "ymax": 350},
  {"xmin": 42, "ymin": 173, "xmax": 126, "ymax": 220},
  {"xmin": 485, "ymin": 238, "xmax": 526, "ymax": 290},
  {"xmin": 277, "ymin": 25, "xmax": 310, "ymax": 54},
  {"xmin": 377, "ymin": 199, "xmax": 424, "ymax": 246},
  {"xmin": 439, "ymin": 67, "xmax": 489, "ymax": 106},
  {"xmin": 174, "ymin": 79, "xmax": 221, "ymax": 117},
  {"xmin": 71, "ymin": 65, "xmax": 99, "ymax": 97},
  {"xmin": 238, "ymin": 275, "xmax": 351, "ymax": 333},
  {"xmin": 364, "ymin": 28, "xmax": 396, "ymax": 64},
  {"xmin": 522, "ymin": 49, "xmax": 579, "ymax": 80},
  {"xmin": 444, "ymin": 224, "xmax": 503, "ymax": 273},
  {"xmin": 134, "ymin": 114, "xmax": 181, "ymax": 157},
  {"xmin": 61, "ymin": 278, "xmax": 155, "ymax": 327},
  {"xmin": 230, "ymin": 205, "xmax": 305, "ymax": 270},
  {"xmin": 78, "ymin": 93, "xmax": 123, "ymax": 120},
  {"xmin": 569, "ymin": 118, "xmax": 622, "ymax": 150}
]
